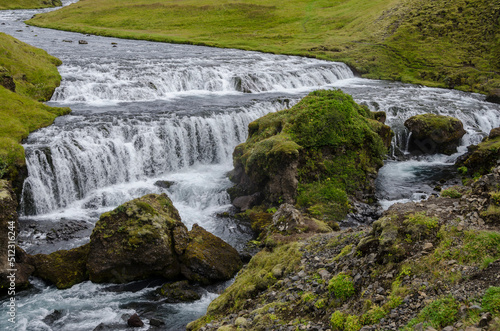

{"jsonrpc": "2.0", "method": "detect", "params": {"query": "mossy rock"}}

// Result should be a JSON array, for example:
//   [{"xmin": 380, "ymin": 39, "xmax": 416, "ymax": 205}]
[
  {"xmin": 87, "ymin": 193, "xmax": 188, "ymax": 283},
  {"xmin": 486, "ymin": 88, "xmax": 500, "ymax": 104},
  {"xmin": 180, "ymin": 224, "xmax": 242, "ymax": 285},
  {"xmin": 32, "ymin": 244, "xmax": 89, "ymax": 289},
  {"xmin": 404, "ymin": 114, "xmax": 466, "ymax": 155},
  {"xmin": 230, "ymin": 89, "xmax": 390, "ymax": 222},
  {"xmin": 456, "ymin": 129, "xmax": 500, "ymax": 176},
  {"xmin": 157, "ymin": 280, "xmax": 201, "ymax": 303}
]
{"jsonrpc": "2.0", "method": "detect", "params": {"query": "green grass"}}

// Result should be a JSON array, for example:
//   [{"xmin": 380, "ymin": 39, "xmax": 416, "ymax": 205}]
[
  {"xmin": 328, "ymin": 273, "xmax": 355, "ymax": 302},
  {"xmin": 405, "ymin": 296, "xmax": 460, "ymax": 329},
  {"xmin": 0, "ymin": 0, "xmax": 61, "ymax": 10},
  {"xmin": 26, "ymin": 0, "xmax": 500, "ymax": 94},
  {"xmin": 0, "ymin": 33, "xmax": 69, "ymax": 180}
]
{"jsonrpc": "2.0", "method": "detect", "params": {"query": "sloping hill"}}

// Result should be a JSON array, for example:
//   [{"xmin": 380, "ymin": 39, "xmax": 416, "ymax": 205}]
[
  {"xmin": 0, "ymin": 0, "xmax": 61, "ymax": 10},
  {"xmin": 26, "ymin": 0, "xmax": 500, "ymax": 94}
]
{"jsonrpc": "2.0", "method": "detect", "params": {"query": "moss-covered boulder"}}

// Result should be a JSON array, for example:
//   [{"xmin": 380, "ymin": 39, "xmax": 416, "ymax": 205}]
[
  {"xmin": 158, "ymin": 280, "xmax": 201, "ymax": 303},
  {"xmin": 180, "ymin": 224, "xmax": 242, "ymax": 284},
  {"xmin": 456, "ymin": 127, "xmax": 500, "ymax": 177},
  {"xmin": 32, "ymin": 244, "xmax": 89, "ymax": 289},
  {"xmin": 0, "ymin": 180, "xmax": 33, "ymax": 293},
  {"xmin": 404, "ymin": 113, "xmax": 466, "ymax": 155},
  {"xmin": 87, "ymin": 193, "xmax": 189, "ymax": 283},
  {"xmin": 486, "ymin": 89, "xmax": 500, "ymax": 104},
  {"xmin": 229, "ymin": 89, "xmax": 391, "ymax": 223}
]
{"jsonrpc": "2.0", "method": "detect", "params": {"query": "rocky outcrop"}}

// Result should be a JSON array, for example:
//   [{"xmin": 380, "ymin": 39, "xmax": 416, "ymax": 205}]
[
  {"xmin": 30, "ymin": 193, "xmax": 242, "ymax": 287},
  {"xmin": 456, "ymin": 127, "xmax": 500, "ymax": 177},
  {"xmin": 229, "ymin": 90, "xmax": 391, "ymax": 223},
  {"xmin": 404, "ymin": 113, "xmax": 466, "ymax": 155},
  {"xmin": 87, "ymin": 193, "xmax": 187, "ymax": 283},
  {"xmin": 0, "ymin": 180, "xmax": 33, "ymax": 293},
  {"xmin": 180, "ymin": 224, "xmax": 242, "ymax": 284},
  {"xmin": 32, "ymin": 244, "xmax": 89, "ymax": 289}
]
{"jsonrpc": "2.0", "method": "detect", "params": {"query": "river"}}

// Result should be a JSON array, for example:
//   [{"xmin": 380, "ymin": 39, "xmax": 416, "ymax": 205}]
[{"xmin": 1, "ymin": 1, "xmax": 500, "ymax": 330}]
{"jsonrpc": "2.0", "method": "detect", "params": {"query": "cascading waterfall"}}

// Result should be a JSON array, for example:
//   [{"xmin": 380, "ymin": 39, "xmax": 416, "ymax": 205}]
[
  {"xmin": 52, "ymin": 58, "xmax": 354, "ymax": 104},
  {"xmin": 21, "ymin": 101, "xmax": 293, "ymax": 216}
]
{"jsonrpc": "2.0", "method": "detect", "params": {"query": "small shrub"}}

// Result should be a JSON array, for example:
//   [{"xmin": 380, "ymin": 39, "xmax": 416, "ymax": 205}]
[
  {"xmin": 482, "ymin": 287, "xmax": 500, "ymax": 315},
  {"xmin": 314, "ymin": 298, "xmax": 326, "ymax": 309},
  {"xmin": 440, "ymin": 187, "xmax": 462, "ymax": 198},
  {"xmin": 361, "ymin": 305, "xmax": 385, "ymax": 325},
  {"xmin": 344, "ymin": 315, "xmax": 362, "ymax": 331},
  {"xmin": 328, "ymin": 273, "xmax": 355, "ymax": 301},
  {"xmin": 458, "ymin": 166, "xmax": 468, "ymax": 175},
  {"xmin": 330, "ymin": 311, "xmax": 346, "ymax": 330}
]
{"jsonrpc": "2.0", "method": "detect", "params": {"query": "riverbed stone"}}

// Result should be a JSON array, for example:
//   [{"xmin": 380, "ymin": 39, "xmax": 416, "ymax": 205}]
[
  {"xmin": 87, "ymin": 193, "xmax": 187, "ymax": 283},
  {"xmin": 404, "ymin": 113, "xmax": 466, "ymax": 155},
  {"xmin": 180, "ymin": 224, "xmax": 242, "ymax": 284}
]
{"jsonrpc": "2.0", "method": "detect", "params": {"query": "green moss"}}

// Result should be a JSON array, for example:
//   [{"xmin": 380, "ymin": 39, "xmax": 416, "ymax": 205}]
[
  {"xmin": 135, "ymin": 201, "xmax": 157, "ymax": 215},
  {"xmin": 344, "ymin": 315, "xmax": 362, "ymax": 331},
  {"xmin": 403, "ymin": 212, "xmax": 438, "ymax": 241},
  {"xmin": 203, "ymin": 242, "xmax": 302, "ymax": 317},
  {"xmin": 330, "ymin": 311, "xmax": 346, "ymax": 331},
  {"xmin": 328, "ymin": 273, "xmax": 355, "ymax": 302},
  {"xmin": 405, "ymin": 296, "xmax": 460, "ymax": 329},
  {"xmin": 440, "ymin": 187, "xmax": 463, "ymax": 199},
  {"xmin": 333, "ymin": 244, "xmax": 353, "ymax": 262},
  {"xmin": 482, "ymin": 287, "xmax": 500, "ymax": 315}
]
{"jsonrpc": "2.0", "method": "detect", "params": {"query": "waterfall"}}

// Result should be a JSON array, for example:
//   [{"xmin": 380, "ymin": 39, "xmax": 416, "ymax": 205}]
[
  {"xmin": 20, "ymin": 101, "xmax": 292, "ymax": 216},
  {"xmin": 52, "ymin": 59, "xmax": 354, "ymax": 104}
]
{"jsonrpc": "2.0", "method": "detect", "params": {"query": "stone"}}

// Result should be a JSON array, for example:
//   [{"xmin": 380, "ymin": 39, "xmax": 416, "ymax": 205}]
[
  {"xmin": 32, "ymin": 244, "xmax": 90, "ymax": 289},
  {"xmin": 272, "ymin": 203, "xmax": 305, "ymax": 233},
  {"xmin": 318, "ymin": 269, "xmax": 331, "ymax": 281},
  {"xmin": 486, "ymin": 88, "xmax": 500, "ymax": 104},
  {"xmin": 87, "ymin": 193, "xmax": 187, "ymax": 283},
  {"xmin": 234, "ymin": 317, "xmax": 249, "ymax": 328},
  {"xmin": 180, "ymin": 224, "xmax": 242, "ymax": 284},
  {"xmin": 154, "ymin": 180, "xmax": 175, "ymax": 189},
  {"xmin": 442, "ymin": 327, "xmax": 454, "ymax": 331},
  {"xmin": 127, "ymin": 313, "xmax": 144, "ymax": 327},
  {"xmin": 78, "ymin": 40, "xmax": 88, "ymax": 44},
  {"xmin": 404, "ymin": 113, "xmax": 466, "ymax": 155},
  {"xmin": 423, "ymin": 242, "xmax": 434, "ymax": 250},
  {"xmin": 232, "ymin": 192, "xmax": 261, "ymax": 211},
  {"xmin": 413, "ymin": 322, "xmax": 424, "ymax": 331},
  {"xmin": 464, "ymin": 327, "xmax": 481, "ymax": 331},
  {"xmin": 158, "ymin": 280, "xmax": 200, "ymax": 302},
  {"xmin": 478, "ymin": 312, "xmax": 492, "ymax": 327},
  {"xmin": 149, "ymin": 318, "xmax": 165, "ymax": 327}
]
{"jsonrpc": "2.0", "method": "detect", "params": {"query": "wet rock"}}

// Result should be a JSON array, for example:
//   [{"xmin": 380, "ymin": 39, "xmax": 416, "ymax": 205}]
[
  {"xmin": 404, "ymin": 113, "xmax": 466, "ymax": 155},
  {"xmin": 42, "ymin": 309, "xmax": 64, "ymax": 325},
  {"xmin": 78, "ymin": 40, "xmax": 88, "ymax": 44},
  {"xmin": 87, "ymin": 193, "xmax": 187, "ymax": 283},
  {"xmin": 486, "ymin": 88, "xmax": 500, "ymax": 104},
  {"xmin": 158, "ymin": 280, "xmax": 200, "ymax": 303},
  {"xmin": 149, "ymin": 318, "xmax": 165, "ymax": 327},
  {"xmin": 154, "ymin": 180, "xmax": 175, "ymax": 189},
  {"xmin": 32, "ymin": 244, "xmax": 90, "ymax": 289},
  {"xmin": 232, "ymin": 192, "xmax": 262, "ymax": 211},
  {"xmin": 180, "ymin": 224, "xmax": 242, "ymax": 284},
  {"xmin": 127, "ymin": 313, "xmax": 144, "ymax": 327}
]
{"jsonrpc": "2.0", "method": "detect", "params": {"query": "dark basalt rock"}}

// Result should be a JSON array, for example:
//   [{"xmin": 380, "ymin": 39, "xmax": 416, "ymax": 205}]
[
  {"xmin": 157, "ymin": 280, "xmax": 200, "ymax": 303},
  {"xmin": 456, "ymin": 127, "xmax": 500, "ymax": 176},
  {"xmin": 127, "ymin": 313, "xmax": 144, "ymax": 327},
  {"xmin": 486, "ymin": 88, "xmax": 500, "ymax": 104},
  {"xmin": 404, "ymin": 113, "xmax": 466, "ymax": 155}
]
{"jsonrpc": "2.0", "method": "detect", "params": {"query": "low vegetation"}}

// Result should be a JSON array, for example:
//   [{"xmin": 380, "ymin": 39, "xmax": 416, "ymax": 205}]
[{"xmin": 27, "ymin": 0, "xmax": 500, "ymax": 94}]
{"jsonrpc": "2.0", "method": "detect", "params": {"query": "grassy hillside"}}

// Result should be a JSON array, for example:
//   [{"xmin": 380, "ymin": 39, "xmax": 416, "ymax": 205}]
[
  {"xmin": 0, "ymin": 33, "xmax": 69, "ymax": 183},
  {"xmin": 26, "ymin": 0, "xmax": 500, "ymax": 94},
  {"xmin": 0, "ymin": 0, "xmax": 61, "ymax": 10}
]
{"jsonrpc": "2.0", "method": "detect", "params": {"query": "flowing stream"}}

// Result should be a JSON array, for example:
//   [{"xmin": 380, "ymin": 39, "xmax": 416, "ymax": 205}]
[{"xmin": 1, "ymin": 1, "xmax": 500, "ymax": 330}]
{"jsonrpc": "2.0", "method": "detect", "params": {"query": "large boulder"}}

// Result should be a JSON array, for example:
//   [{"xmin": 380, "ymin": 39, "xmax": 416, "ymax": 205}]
[
  {"xmin": 32, "ymin": 244, "xmax": 89, "ymax": 289},
  {"xmin": 486, "ymin": 88, "xmax": 500, "ymax": 104},
  {"xmin": 404, "ymin": 113, "xmax": 466, "ymax": 155},
  {"xmin": 229, "ymin": 89, "xmax": 391, "ymax": 223},
  {"xmin": 180, "ymin": 224, "xmax": 242, "ymax": 284},
  {"xmin": 0, "ymin": 180, "xmax": 33, "ymax": 293},
  {"xmin": 87, "ymin": 193, "xmax": 189, "ymax": 283},
  {"xmin": 456, "ymin": 127, "xmax": 500, "ymax": 176}
]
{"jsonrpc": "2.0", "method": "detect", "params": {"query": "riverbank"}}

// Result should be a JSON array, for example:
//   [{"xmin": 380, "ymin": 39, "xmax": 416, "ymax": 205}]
[
  {"xmin": 0, "ymin": 32, "xmax": 69, "ymax": 193},
  {"xmin": 26, "ymin": 0, "xmax": 500, "ymax": 96},
  {"xmin": 0, "ymin": 0, "xmax": 61, "ymax": 10}
]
